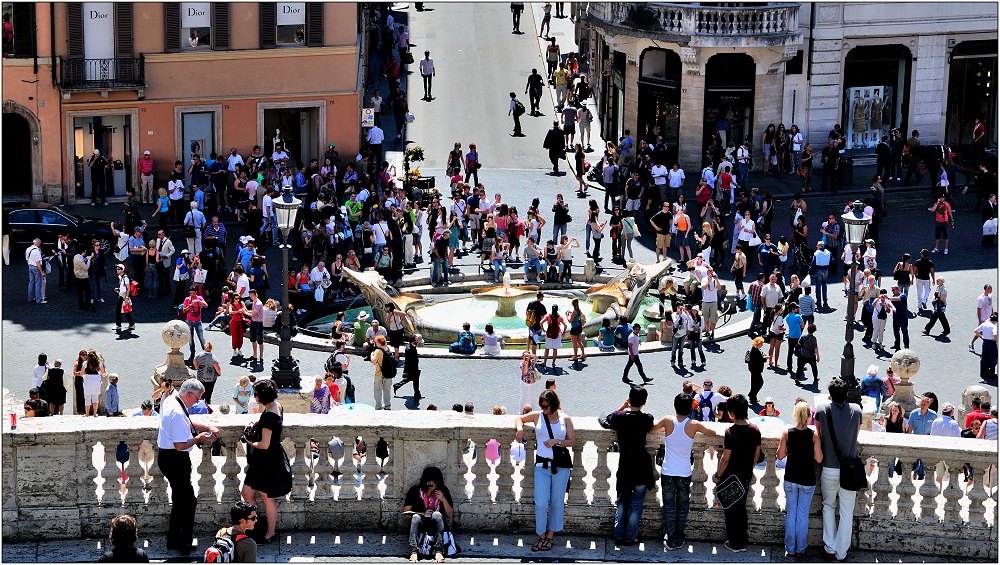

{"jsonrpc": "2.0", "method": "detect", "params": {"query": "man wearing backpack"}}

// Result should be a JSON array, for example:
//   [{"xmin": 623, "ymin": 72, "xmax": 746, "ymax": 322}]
[
  {"xmin": 694, "ymin": 379, "xmax": 721, "ymax": 421},
  {"xmin": 114, "ymin": 264, "xmax": 135, "ymax": 332},
  {"xmin": 370, "ymin": 335, "xmax": 394, "ymax": 410},
  {"xmin": 525, "ymin": 291, "xmax": 547, "ymax": 354},
  {"xmin": 509, "ymin": 92, "xmax": 526, "ymax": 137},
  {"xmin": 205, "ymin": 501, "xmax": 257, "ymax": 562}
]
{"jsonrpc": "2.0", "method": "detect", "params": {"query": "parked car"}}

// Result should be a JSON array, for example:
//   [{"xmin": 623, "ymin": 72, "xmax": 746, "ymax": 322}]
[{"xmin": 3, "ymin": 202, "xmax": 115, "ymax": 261}]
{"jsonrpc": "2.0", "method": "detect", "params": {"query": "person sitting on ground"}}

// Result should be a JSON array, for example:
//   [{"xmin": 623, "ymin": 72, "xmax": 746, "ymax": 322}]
[
  {"xmin": 402, "ymin": 466, "xmax": 454, "ymax": 563},
  {"xmin": 98, "ymin": 514, "xmax": 149, "ymax": 562},
  {"xmin": 614, "ymin": 316, "xmax": 631, "ymax": 348},
  {"xmin": 758, "ymin": 397, "xmax": 781, "ymax": 417},
  {"xmin": 593, "ymin": 317, "xmax": 616, "ymax": 351},
  {"xmin": 449, "ymin": 322, "xmax": 477, "ymax": 354},
  {"xmin": 482, "ymin": 323, "xmax": 504, "ymax": 356}
]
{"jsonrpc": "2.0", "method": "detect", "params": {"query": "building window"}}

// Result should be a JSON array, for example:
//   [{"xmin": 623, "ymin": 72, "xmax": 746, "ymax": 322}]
[
  {"xmin": 276, "ymin": 2, "xmax": 306, "ymax": 46},
  {"xmin": 180, "ymin": 2, "xmax": 211, "ymax": 50},
  {"xmin": 843, "ymin": 45, "xmax": 912, "ymax": 149},
  {"xmin": 3, "ymin": 2, "xmax": 36, "ymax": 59}
]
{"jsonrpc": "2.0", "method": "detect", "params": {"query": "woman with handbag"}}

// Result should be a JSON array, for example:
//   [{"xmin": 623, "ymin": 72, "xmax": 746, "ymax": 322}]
[
  {"xmin": 712, "ymin": 394, "xmax": 761, "ymax": 552},
  {"xmin": 240, "ymin": 378, "xmax": 290, "ymax": 545},
  {"xmin": 799, "ymin": 144, "xmax": 813, "ymax": 192},
  {"xmin": 776, "ymin": 401, "xmax": 823, "ymax": 558},
  {"xmin": 513, "ymin": 389, "xmax": 576, "ymax": 553},
  {"xmin": 402, "ymin": 466, "xmax": 454, "ymax": 563}
]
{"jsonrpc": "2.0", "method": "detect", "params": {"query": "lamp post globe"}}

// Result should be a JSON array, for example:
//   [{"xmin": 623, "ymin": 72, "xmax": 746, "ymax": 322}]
[
  {"xmin": 840, "ymin": 200, "xmax": 872, "ymax": 389},
  {"xmin": 271, "ymin": 188, "xmax": 302, "ymax": 389}
]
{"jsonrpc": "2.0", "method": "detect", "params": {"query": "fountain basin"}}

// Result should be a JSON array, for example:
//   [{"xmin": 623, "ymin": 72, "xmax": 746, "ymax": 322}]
[{"xmin": 470, "ymin": 285, "xmax": 539, "ymax": 317}]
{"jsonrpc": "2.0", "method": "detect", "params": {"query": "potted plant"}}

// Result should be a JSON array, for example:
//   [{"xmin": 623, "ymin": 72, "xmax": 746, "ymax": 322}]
[{"xmin": 402, "ymin": 145, "xmax": 425, "ymax": 192}]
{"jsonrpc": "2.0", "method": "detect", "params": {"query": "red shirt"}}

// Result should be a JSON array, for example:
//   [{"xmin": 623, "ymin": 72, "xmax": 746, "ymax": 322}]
[
  {"xmin": 720, "ymin": 172, "xmax": 734, "ymax": 189},
  {"xmin": 183, "ymin": 295, "xmax": 205, "ymax": 322},
  {"xmin": 965, "ymin": 410, "xmax": 990, "ymax": 429},
  {"xmin": 933, "ymin": 201, "xmax": 952, "ymax": 223},
  {"xmin": 138, "ymin": 155, "xmax": 154, "ymax": 175}
]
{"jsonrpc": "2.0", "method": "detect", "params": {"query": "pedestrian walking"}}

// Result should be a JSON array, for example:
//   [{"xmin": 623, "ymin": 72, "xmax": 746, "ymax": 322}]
[
  {"xmin": 419, "ymin": 51, "xmax": 435, "ymax": 100},
  {"xmin": 513, "ymin": 389, "xmax": 576, "ymax": 553},
  {"xmin": 652, "ymin": 393, "xmax": 718, "ymax": 550},
  {"xmin": 182, "ymin": 287, "xmax": 208, "ymax": 359},
  {"xmin": 25, "ymin": 238, "xmax": 46, "ymax": 304},
  {"xmin": 746, "ymin": 336, "xmax": 767, "ymax": 404},
  {"xmin": 923, "ymin": 278, "xmax": 950, "ymax": 336},
  {"xmin": 815, "ymin": 377, "xmax": 862, "ymax": 561},
  {"xmin": 192, "ymin": 342, "xmax": 221, "ymax": 405},
  {"xmin": 393, "ymin": 333, "xmax": 422, "ymax": 399},
  {"xmin": 509, "ymin": 92, "xmax": 526, "ymax": 137},
  {"xmin": 525, "ymin": 69, "xmax": 544, "ymax": 116},
  {"xmin": 510, "ymin": 2, "xmax": 525, "ymax": 33},
  {"xmin": 622, "ymin": 323, "xmax": 653, "ymax": 385},
  {"xmin": 929, "ymin": 196, "xmax": 954, "ymax": 254},
  {"xmin": 543, "ymin": 122, "xmax": 566, "ymax": 175},
  {"xmin": 975, "ymin": 313, "xmax": 998, "ymax": 381},
  {"xmin": 158, "ymin": 379, "xmax": 219, "ymax": 554},
  {"xmin": 794, "ymin": 323, "xmax": 820, "ymax": 384},
  {"xmin": 602, "ymin": 387, "xmax": 657, "ymax": 546},
  {"xmin": 114, "ymin": 264, "xmax": 135, "ymax": 333},
  {"xmin": 712, "ymin": 394, "xmax": 760, "ymax": 553},
  {"xmin": 776, "ymin": 401, "xmax": 822, "ymax": 559}
]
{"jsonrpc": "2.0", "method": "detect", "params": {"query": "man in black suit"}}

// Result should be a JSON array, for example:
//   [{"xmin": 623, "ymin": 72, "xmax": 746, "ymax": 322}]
[{"xmin": 543, "ymin": 121, "xmax": 566, "ymax": 175}]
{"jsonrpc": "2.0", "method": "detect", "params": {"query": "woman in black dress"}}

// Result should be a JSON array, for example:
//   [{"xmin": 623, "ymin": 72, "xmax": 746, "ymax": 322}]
[
  {"xmin": 240, "ymin": 379, "xmax": 290, "ymax": 544},
  {"xmin": 72, "ymin": 349, "xmax": 87, "ymax": 415},
  {"xmin": 43, "ymin": 359, "xmax": 67, "ymax": 415}
]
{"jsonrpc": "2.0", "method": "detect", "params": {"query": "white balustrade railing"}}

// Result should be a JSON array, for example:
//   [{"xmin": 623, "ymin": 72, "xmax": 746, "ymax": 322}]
[
  {"xmin": 2, "ymin": 413, "xmax": 996, "ymax": 559},
  {"xmin": 593, "ymin": 2, "xmax": 799, "ymax": 37}
]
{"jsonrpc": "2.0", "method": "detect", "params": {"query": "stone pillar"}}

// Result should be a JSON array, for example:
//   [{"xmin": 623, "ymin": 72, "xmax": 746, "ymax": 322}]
[
  {"xmin": 754, "ymin": 71, "xmax": 784, "ymax": 171},
  {"xmin": 886, "ymin": 349, "xmax": 920, "ymax": 415},
  {"xmin": 678, "ymin": 68, "xmax": 706, "ymax": 170},
  {"xmin": 912, "ymin": 35, "xmax": 948, "ymax": 144}
]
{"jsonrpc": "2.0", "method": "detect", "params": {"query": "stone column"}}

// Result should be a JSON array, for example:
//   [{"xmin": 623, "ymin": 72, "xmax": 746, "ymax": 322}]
[
  {"xmin": 754, "ymin": 71, "xmax": 784, "ymax": 171},
  {"xmin": 678, "ymin": 66, "xmax": 706, "ymax": 171}
]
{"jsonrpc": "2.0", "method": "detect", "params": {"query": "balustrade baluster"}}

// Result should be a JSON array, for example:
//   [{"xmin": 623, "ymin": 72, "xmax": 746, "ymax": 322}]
[
  {"xmin": 760, "ymin": 452, "xmax": 780, "ymax": 511},
  {"xmin": 196, "ymin": 442, "xmax": 217, "ymax": 503},
  {"xmin": 966, "ymin": 462, "xmax": 988, "ymax": 527},
  {"xmin": 340, "ymin": 456, "xmax": 360, "ymax": 500},
  {"xmin": 124, "ymin": 439, "xmax": 146, "ymax": 504},
  {"xmin": 381, "ymin": 438, "xmax": 394, "ymax": 500},
  {"xmin": 495, "ymin": 440, "xmax": 516, "ymax": 503},
  {"xmin": 78, "ymin": 442, "xmax": 99, "ymax": 504},
  {"xmin": 361, "ymin": 443, "xmax": 382, "ymax": 500},
  {"xmin": 870, "ymin": 455, "xmax": 892, "ymax": 519},
  {"xmin": 893, "ymin": 458, "xmax": 916, "ymax": 520},
  {"xmin": 520, "ymin": 447, "xmax": 535, "ymax": 503},
  {"xmin": 917, "ymin": 459, "xmax": 939, "ymax": 522},
  {"xmin": 566, "ymin": 441, "xmax": 589, "ymax": 505},
  {"xmin": 101, "ymin": 442, "xmax": 122, "ymax": 505},
  {"xmin": 220, "ymin": 437, "xmax": 241, "ymax": 501},
  {"xmin": 147, "ymin": 446, "xmax": 165, "ymax": 504},
  {"xmin": 941, "ymin": 460, "xmax": 963, "ymax": 525},
  {"xmin": 290, "ymin": 437, "xmax": 311, "ymax": 500},
  {"xmin": 313, "ymin": 439, "xmax": 335, "ymax": 501},
  {"xmin": 592, "ymin": 445, "xmax": 612, "ymax": 506},
  {"xmin": 471, "ymin": 437, "xmax": 492, "ymax": 502},
  {"xmin": 690, "ymin": 444, "xmax": 708, "ymax": 507}
]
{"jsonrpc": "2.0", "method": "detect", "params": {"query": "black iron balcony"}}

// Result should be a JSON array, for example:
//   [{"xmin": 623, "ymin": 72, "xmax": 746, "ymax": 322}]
[{"xmin": 58, "ymin": 56, "xmax": 146, "ymax": 92}]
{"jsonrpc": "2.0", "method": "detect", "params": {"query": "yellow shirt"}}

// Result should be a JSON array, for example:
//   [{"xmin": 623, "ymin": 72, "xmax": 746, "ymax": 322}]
[{"xmin": 553, "ymin": 68, "xmax": 569, "ymax": 86}]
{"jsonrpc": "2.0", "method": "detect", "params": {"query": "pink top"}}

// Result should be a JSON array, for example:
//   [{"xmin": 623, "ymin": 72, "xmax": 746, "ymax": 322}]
[{"xmin": 484, "ymin": 438, "xmax": 501, "ymax": 464}]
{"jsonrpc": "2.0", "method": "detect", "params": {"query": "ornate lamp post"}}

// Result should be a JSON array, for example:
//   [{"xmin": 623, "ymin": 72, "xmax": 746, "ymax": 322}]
[
  {"xmin": 271, "ymin": 187, "xmax": 302, "ymax": 388},
  {"xmin": 840, "ymin": 200, "xmax": 871, "ymax": 384}
]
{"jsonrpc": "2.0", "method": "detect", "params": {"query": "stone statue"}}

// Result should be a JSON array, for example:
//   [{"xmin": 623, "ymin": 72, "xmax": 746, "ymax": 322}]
[{"xmin": 152, "ymin": 319, "xmax": 194, "ymax": 388}]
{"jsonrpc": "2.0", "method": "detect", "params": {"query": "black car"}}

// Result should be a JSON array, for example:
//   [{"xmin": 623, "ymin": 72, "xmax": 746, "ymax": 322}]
[{"xmin": 3, "ymin": 202, "xmax": 116, "ymax": 257}]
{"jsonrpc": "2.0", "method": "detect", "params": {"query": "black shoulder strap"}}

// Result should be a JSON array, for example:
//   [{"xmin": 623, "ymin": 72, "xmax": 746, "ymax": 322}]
[
  {"xmin": 824, "ymin": 409, "xmax": 843, "ymax": 462},
  {"xmin": 175, "ymin": 395, "xmax": 198, "ymax": 437}
]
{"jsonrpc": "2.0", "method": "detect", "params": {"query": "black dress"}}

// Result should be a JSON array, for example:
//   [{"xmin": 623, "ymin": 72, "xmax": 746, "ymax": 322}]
[
  {"xmin": 243, "ymin": 408, "xmax": 290, "ymax": 497},
  {"xmin": 43, "ymin": 368, "xmax": 67, "ymax": 407}
]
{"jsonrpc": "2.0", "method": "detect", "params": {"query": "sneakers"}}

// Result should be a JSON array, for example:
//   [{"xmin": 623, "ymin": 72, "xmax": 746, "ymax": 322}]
[
  {"xmin": 38, "ymin": 299, "xmax": 48, "ymax": 304},
  {"xmin": 724, "ymin": 541, "xmax": 746, "ymax": 553},
  {"xmin": 931, "ymin": 248, "xmax": 939, "ymax": 253},
  {"xmin": 99, "ymin": 297, "xmax": 106, "ymax": 303},
  {"xmin": 943, "ymin": 248, "xmax": 949, "ymax": 255}
]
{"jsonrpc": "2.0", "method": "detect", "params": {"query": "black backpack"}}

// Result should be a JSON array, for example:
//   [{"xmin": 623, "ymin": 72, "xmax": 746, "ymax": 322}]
[
  {"xmin": 379, "ymin": 348, "xmax": 398, "ymax": 380},
  {"xmin": 344, "ymin": 376, "xmax": 356, "ymax": 404},
  {"xmin": 514, "ymin": 99, "xmax": 525, "ymax": 115}
]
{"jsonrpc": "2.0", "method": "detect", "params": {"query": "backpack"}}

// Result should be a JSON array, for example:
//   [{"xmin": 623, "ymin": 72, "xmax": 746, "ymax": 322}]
[
  {"xmin": 344, "ymin": 376, "xmax": 356, "ymax": 404},
  {"xmin": 525, "ymin": 305, "xmax": 539, "ymax": 328},
  {"xmin": 695, "ymin": 391, "xmax": 716, "ymax": 421},
  {"xmin": 514, "ymin": 99, "xmax": 525, "ymax": 115},
  {"xmin": 378, "ymin": 348, "xmax": 397, "ymax": 380},
  {"xmin": 203, "ymin": 529, "xmax": 248, "ymax": 563},
  {"xmin": 128, "ymin": 277, "xmax": 140, "ymax": 296}
]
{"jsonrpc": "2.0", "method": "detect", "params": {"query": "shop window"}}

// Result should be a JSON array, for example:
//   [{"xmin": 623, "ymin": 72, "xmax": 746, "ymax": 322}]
[
  {"xmin": 2, "ymin": 2, "xmax": 36, "ymax": 59},
  {"xmin": 180, "ymin": 2, "xmax": 211, "ymax": 50},
  {"xmin": 843, "ymin": 45, "xmax": 911, "ymax": 149},
  {"xmin": 638, "ymin": 48, "xmax": 682, "ymax": 161},
  {"xmin": 946, "ymin": 40, "xmax": 997, "ymax": 147}
]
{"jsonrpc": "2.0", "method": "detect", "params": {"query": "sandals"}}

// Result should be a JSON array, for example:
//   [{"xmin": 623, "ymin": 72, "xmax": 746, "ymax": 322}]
[{"xmin": 531, "ymin": 536, "xmax": 554, "ymax": 552}]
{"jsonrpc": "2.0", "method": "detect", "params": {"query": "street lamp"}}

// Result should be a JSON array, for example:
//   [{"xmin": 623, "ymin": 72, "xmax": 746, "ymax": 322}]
[
  {"xmin": 840, "ymin": 200, "xmax": 871, "ymax": 386},
  {"xmin": 271, "ymin": 187, "xmax": 302, "ymax": 389}
]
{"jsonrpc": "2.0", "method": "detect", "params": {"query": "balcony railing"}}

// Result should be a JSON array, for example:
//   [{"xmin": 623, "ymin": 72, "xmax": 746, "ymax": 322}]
[
  {"xmin": 589, "ymin": 2, "xmax": 800, "ymax": 40},
  {"xmin": 2, "ymin": 412, "xmax": 996, "ymax": 560},
  {"xmin": 58, "ymin": 56, "xmax": 146, "ymax": 91}
]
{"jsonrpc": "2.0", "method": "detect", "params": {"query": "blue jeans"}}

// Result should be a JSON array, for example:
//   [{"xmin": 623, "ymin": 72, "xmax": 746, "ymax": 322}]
[
  {"xmin": 28, "ymin": 265, "xmax": 43, "ymax": 301},
  {"xmin": 737, "ymin": 162, "xmax": 750, "ymax": 190},
  {"xmin": 661, "ymin": 475, "xmax": 691, "ymax": 546},
  {"xmin": 813, "ymin": 268, "xmax": 829, "ymax": 305},
  {"xmin": 373, "ymin": 243, "xmax": 385, "ymax": 259},
  {"xmin": 187, "ymin": 321, "xmax": 205, "ymax": 356},
  {"xmin": 524, "ymin": 258, "xmax": 542, "ymax": 278},
  {"xmin": 614, "ymin": 483, "xmax": 646, "ymax": 542},
  {"xmin": 90, "ymin": 273, "xmax": 104, "ymax": 302},
  {"xmin": 534, "ymin": 465, "xmax": 571, "ymax": 535},
  {"xmin": 783, "ymin": 481, "xmax": 815, "ymax": 554},
  {"xmin": 671, "ymin": 334, "xmax": 687, "ymax": 363},
  {"xmin": 492, "ymin": 259, "xmax": 507, "ymax": 282},
  {"xmin": 552, "ymin": 223, "xmax": 567, "ymax": 244},
  {"xmin": 431, "ymin": 257, "xmax": 448, "ymax": 284},
  {"xmin": 585, "ymin": 223, "xmax": 592, "ymax": 251}
]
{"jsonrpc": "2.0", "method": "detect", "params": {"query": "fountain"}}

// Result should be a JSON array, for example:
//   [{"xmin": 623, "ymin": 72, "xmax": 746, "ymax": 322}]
[{"xmin": 470, "ymin": 273, "xmax": 539, "ymax": 317}]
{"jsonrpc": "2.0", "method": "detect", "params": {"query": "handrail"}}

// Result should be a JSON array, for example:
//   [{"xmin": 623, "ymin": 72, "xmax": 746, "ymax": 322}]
[{"xmin": 57, "ymin": 56, "xmax": 146, "ymax": 90}]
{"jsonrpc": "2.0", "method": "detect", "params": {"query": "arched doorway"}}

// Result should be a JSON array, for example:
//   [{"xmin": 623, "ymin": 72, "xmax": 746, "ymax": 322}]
[
  {"xmin": 843, "ymin": 45, "xmax": 912, "ymax": 149},
  {"xmin": 637, "ymin": 48, "xmax": 682, "ymax": 166},
  {"xmin": 704, "ymin": 53, "xmax": 755, "ymax": 154},
  {"xmin": 2, "ymin": 113, "xmax": 32, "ymax": 201}
]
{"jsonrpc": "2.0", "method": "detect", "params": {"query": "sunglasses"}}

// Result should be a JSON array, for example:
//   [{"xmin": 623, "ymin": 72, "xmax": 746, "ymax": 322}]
[
  {"xmin": 539, "ymin": 403, "xmax": 550, "ymax": 410},
  {"xmin": 425, "ymin": 482, "xmax": 438, "ymax": 489}
]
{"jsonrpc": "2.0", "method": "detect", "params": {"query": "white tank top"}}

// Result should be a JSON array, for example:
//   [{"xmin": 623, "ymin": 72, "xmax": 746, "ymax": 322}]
[
  {"xmin": 535, "ymin": 412, "xmax": 567, "ymax": 462},
  {"xmin": 661, "ymin": 417, "xmax": 695, "ymax": 478}
]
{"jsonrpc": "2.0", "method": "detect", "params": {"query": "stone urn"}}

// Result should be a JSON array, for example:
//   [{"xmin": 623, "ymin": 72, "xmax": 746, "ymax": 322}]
[
  {"xmin": 152, "ymin": 319, "xmax": 194, "ymax": 388},
  {"xmin": 884, "ymin": 348, "xmax": 920, "ymax": 414}
]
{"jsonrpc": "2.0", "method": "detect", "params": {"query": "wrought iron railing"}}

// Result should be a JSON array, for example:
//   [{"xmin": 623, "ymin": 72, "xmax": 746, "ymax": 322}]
[{"xmin": 58, "ymin": 56, "xmax": 146, "ymax": 90}]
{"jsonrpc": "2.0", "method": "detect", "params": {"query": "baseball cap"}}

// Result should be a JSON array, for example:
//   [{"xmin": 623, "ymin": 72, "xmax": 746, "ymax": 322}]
[
  {"xmin": 765, "ymin": 397, "xmax": 774, "ymax": 404},
  {"xmin": 93, "ymin": 149, "xmax": 100, "ymax": 154},
  {"xmin": 143, "ymin": 150, "xmax": 150, "ymax": 155},
  {"xmin": 941, "ymin": 402, "xmax": 956, "ymax": 414}
]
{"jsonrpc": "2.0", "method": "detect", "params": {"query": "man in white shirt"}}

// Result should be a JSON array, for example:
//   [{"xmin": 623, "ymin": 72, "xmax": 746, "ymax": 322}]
[
  {"xmin": 419, "ymin": 50, "xmax": 435, "ymax": 100},
  {"xmin": 977, "ymin": 284, "xmax": 994, "ymax": 324},
  {"xmin": 260, "ymin": 188, "xmax": 278, "ymax": 244},
  {"xmin": 670, "ymin": 305, "xmax": 692, "ymax": 368},
  {"xmin": 309, "ymin": 262, "xmax": 331, "ymax": 292},
  {"xmin": 233, "ymin": 265, "xmax": 250, "ymax": 299},
  {"xmin": 974, "ymin": 313, "xmax": 998, "ymax": 380},
  {"xmin": 225, "ymin": 148, "xmax": 244, "ymax": 172},
  {"xmin": 701, "ymin": 267, "xmax": 720, "ymax": 340},
  {"xmin": 929, "ymin": 402, "xmax": 962, "ymax": 494},
  {"xmin": 366, "ymin": 124, "xmax": 385, "ymax": 167},
  {"xmin": 271, "ymin": 144, "xmax": 289, "ymax": 170},
  {"xmin": 622, "ymin": 323, "xmax": 652, "ymax": 384},
  {"xmin": 701, "ymin": 164, "xmax": 716, "ymax": 192},
  {"xmin": 812, "ymin": 241, "xmax": 832, "ymax": 309},
  {"xmin": 760, "ymin": 273, "xmax": 784, "ymax": 329},
  {"xmin": 25, "ymin": 238, "xmax": 46, "ymax": 304},
  {"xmin": 736, "ymin": 141, "xmax": 751, "ymax": 189},
  {"xmin": 650, "ymin": 162, "xmax": 669, "ymax": 204},
  {"xmin": 667, "ymin": 163, "xmax": 686, "ymax": 202},
  {"xmin": 184, "ymin": 202, "xmax": 207, "ymax": 255}
]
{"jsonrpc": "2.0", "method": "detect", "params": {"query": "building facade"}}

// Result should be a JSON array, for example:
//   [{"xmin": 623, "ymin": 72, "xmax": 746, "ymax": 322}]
[
  {"xmin": 2, "ymin": 2, "xmax": 367, "ymax": 204},
  {"xmin": 582, "ymin": 2, "xmax": 997, "ymax": 171}
]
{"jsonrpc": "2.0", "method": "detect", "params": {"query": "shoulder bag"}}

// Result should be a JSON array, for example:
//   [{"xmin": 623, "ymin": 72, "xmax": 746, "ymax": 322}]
[
  {"xmin": 825, "ymin": 410, "xmax": 868, "ymax": 491},
  {"xmin": 714, "ymin": 473, "xmax": 747, "ymax": 509},
  {"xmin": 542, "ymin": 413, "xmax": 573, "ymax": 471}
]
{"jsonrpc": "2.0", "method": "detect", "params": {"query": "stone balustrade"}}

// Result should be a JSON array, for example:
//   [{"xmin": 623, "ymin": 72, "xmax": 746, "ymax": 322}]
[
  {"xmin": 2, "ymin": 412, "xmax": 996, "ymax": 559},
  {"xmin": 589, "ymin": 2, "xmax": 801, "ymax": 48}
]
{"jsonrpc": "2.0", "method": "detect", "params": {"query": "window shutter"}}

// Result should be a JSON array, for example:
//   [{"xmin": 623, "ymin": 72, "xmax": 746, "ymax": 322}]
[
  {"xmin": 11, "ymin": 3, "xmax": 36, "ymax": 58},
  {"xmin": 305, "ymin": 2, "xmax": 323, "ymax": 47},
  {"xmin": 259, "ymin": 3, "xmax": 276, "ymax": 49},
  {"xmin": 115, "ymin": 3, "xmax": 134, "ymax": 57},
  {"xmin": 211, "ymin": 3, "xmax": 230, "ymax": 51},
  {"xmin": 164, "ymin": 3, "xmax": 181, "ymax": 53},
  {"xmin": 67, "ymin": 3, "xmax": 84, "ymax": 59}
]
